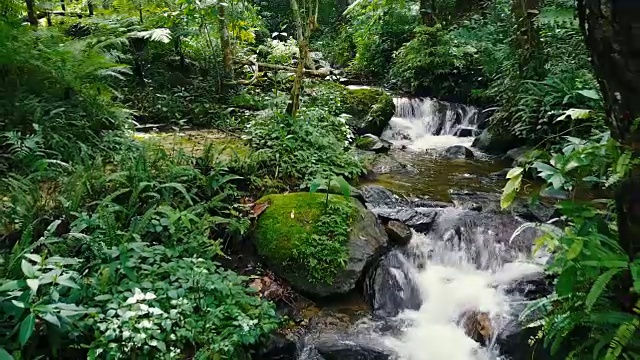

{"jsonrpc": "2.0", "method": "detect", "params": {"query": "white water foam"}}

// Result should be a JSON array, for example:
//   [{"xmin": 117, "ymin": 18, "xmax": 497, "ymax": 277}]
[
  {"xmin": 382, "ymin": 227, "xmax": 543, "ymax": 360},
  {"xmin": 381, "ymin": 98, "xmax": 480, "ymax": 151}
]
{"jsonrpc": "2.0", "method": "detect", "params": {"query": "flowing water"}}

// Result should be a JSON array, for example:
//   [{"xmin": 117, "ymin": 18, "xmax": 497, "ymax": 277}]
[
  {"xmin": 375, "ymin": 98, "xmax": 544, "ymax": 360},
  {"xmin": 298, "ymin": 98, "xmax": 547, "ymax": 359}
]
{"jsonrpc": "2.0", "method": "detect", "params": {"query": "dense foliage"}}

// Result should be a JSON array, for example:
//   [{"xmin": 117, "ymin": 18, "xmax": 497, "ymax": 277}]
[{"xmin": 2, "ymin": 0, "xmax": 639, "ymax": 358}]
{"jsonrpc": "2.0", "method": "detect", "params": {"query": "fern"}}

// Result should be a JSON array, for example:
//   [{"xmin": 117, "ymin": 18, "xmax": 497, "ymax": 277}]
[{"xmin": 585, "ymin": 268, "xmax": 623, "ymax": 312}]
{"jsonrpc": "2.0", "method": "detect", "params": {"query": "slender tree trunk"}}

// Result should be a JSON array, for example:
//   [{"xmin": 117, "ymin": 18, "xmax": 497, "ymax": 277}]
[
  {"xmin": 287, "ymin": 0, "xmax": 307, "ymax": 117},
  {"xmin": 420, "ymin": 0, "xmax": 436, "ymax": 26},
  {"xmin": 46, "ymin": 11, "xmax": 52, "ymax": 26},
  {"xmin": 60, "ymin": 0, "xmax": 66, "ymax": 13},
  {"xmin": 577, "ymin": 0, "xmax": 640, "ymax": 262},
  {"xmin": 138, "ymin": 7, "xmax": 143, "ymax": 23},
  {"xmin": 25, "ymin": 0, "xmax": 38, "ymax": 26},
  {"xmin": 88, "ymin": 0, "xmax": 94, "ymax": 16},
  {"xmin": 217, "ymin": 4, "xmax": 233, "ymax": 80},
  {"xmin": 512, "ymin": 0, "xmax": 542, "ymax": 78}
]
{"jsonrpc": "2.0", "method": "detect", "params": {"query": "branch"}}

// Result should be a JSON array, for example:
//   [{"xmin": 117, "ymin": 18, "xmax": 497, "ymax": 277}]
[{"xmin": 231, "ymin": 59, "xmax": 332, "ymax": 78}]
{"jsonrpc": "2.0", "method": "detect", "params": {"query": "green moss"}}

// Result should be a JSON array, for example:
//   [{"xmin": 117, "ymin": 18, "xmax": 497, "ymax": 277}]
[
  {"xmin": 344, "ymin": 88, "xmax": 395, "ymax": 136},
  {"xmin": 254, "ymin": 193, "xmax": 356, "ymax": 284}
]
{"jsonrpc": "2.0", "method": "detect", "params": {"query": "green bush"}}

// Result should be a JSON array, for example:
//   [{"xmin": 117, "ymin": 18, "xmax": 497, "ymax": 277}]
[
  {"xmin": 0, "ymin": 144, "xmax": 278, "ymax": 359},
  {"xmin": 253, "ymin": 193, "xmax": 355, "ymax": 284},
  {"xmin": 246, "ymin": 109, "xmax": 363, "ymax": 187},
  {"xmin": 390, "ymin": 25, "xmax": 481, "ymax": 100}
]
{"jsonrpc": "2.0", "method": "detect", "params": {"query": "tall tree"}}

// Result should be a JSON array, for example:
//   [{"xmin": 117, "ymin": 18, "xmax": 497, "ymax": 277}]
[
  {"xmin": 511, "ymin": 0, "xmax": 542, "ymax": 78},
  {"xmin": 286, "ymin": 0, "xmax": 318, "ymax": 117},
  {"xmin": 420, "ymin": 0, "xmax": 435, "ymax": 26},
  {"xmin": 577, "ymin": 0, "xmax": 640, "ymax": 263},
  {"xmin": 25, "ymin": 0, "xmax": 37, "ymax": 26},
  {"xmin": 60, "ymin": 0, "xmax": 66, "ymax": 13},
  {"xmin": 88, "ymin": 0, "xmax": 95, "ymax": 16},
  {"xmin": 218, "ymin": 3, "xmax": 233, "ymax": 80}
]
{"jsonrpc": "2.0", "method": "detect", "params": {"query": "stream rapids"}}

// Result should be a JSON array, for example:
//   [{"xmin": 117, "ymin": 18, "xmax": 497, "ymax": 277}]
[{"xmin": 296, "ymin": 97, "xmax": 549, "ymax": 360}]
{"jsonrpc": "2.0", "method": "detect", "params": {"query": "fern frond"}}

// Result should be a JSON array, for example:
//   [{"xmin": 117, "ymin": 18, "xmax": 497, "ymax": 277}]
[{"xmin": 585, "ymin": 268, "xmax": 623, "ymax": 311}]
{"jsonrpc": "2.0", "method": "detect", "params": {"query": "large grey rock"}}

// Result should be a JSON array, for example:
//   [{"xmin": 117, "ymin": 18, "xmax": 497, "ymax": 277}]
[
  {"xmin": 304, "ymin": 334, "xmax": 394, "ymax": 360},
  {"xmin": 449, "ymin": 190, "xmax": 555, "ymax": 222},
  {"xmin": 472, "ymin": 129, "xmax": 520, "ymax": 154},
  {"xmin": 427, "ymin": 209, "xmax": 544, "ymax": 269},
  {"xmin": 254, "ymin": 195, "xmax": 388, "ymax": 297},
  {"xmin": 504, "ymin": 147, "xmax": 531, "ymax": 167},
  {"xmin": 374, "ymin": 208, "xmax": 439, "ymax": 233},
  {"xmin": 443, "ymin": 145, "xmax": 475, "ymax": 159},
  {"xmin": 364, "ymin": 250, "xmax": 422, "ymax": 318},
  {"xmin": 454, "ymin": 126, "xmax": 479, "ymax": 138},
  {"xmin": 357, "ymin": 134, "xmax": 391, "ymax": 154},
  {"xmin": 360, "ymin": 185, "xmax": 408, "ymax": 209},
  {"xmin": 385, "ymin": 220, "xmax": 412, "ymax": 246}
]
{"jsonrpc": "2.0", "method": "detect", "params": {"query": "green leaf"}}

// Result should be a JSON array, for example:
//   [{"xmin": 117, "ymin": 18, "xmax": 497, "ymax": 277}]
[
  {"xmin": 576, "ymin": 89, "xmax": 601, "ymax": 100},
  {"xmin": 0, "ymin": 280, "xmax": 21, "ymax": 292},
  {"xmin": 21, "ymin": 260, "xmax": 36, "ymax": 278},
  {"xmin": 26, "ymin": 279, "xmax": 39, "ymax": 294},
  {"xmin": 566, "ymin": 238, "xmax": 584, "ymax": 259},
  {"xmin": 506, "ymin": 167, "xmax": 524, "ymax": 179},
  {"xmin": 19, "ymin": 313, "xmax": 35, "ymax": 346},
  {"xmin": 501, "ymin": 173, "xmax": 522, "ymax": 209},
  {"xmin": 586, "ymin": 268, "xmax": 622, "ymax": 311},
  {"xmin": 557, "ymin": 266, "xmax": 577, "ymax": 296},
  {"xmin": 0, "ymin": 347, "xmax": 13, "ymax": 360},
  {"xmin": 309, "ymin": 178, "xmax": 323, "ymax": 194},
  {"xmin": 40, "ymin": 312, "xmax": 61, "ymax": 328},
  {"xmin": 631, "ymin": 260, "xmax": 640, "ymax": 293},
  {"xmin": 333, "ymin": 176, "xmax": 351, "ymax": 199}
]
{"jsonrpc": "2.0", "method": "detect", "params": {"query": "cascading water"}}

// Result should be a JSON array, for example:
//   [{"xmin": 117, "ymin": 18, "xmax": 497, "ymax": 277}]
[
  {"xmin": 381, "ymin": 98, "xmax": 482, "ymax": 150},
  {"xmin": 377, "ymin": 208, "xmax": 545, "ymax": 360}
]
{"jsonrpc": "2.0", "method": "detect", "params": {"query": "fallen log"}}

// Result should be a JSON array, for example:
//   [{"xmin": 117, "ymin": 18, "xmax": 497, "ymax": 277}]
[{"xmin": 232, "ymin": 59, "xmax": 332, "ymax": 78}]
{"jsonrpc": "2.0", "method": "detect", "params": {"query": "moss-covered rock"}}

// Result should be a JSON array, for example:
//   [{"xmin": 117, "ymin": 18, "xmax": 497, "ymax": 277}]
[
  {"xmin": 344, "ymin": 88, "xmax": 395, "ymax": 137},
  {"xmin": 253, "ymin": 193, "xmax": 388, "ymax": 297}
]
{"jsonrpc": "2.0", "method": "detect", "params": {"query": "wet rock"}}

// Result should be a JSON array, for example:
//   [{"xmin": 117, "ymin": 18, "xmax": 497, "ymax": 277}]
[
  {"xmin": 428, "ymin": 209, "xmax": 543, "ymax": 269},
  {"xmin": 449, "ymin": 190, "xmax": 555, "ymax": 222},
  {"xmin": 454, "ymin": 126, "xmax": 479, "ymax": 138},
  {"xmin": 357, "ymin": 134, "xmax": 391, "ymax": 154},
  {"xmin": 309, "ymin": 335, "xmax": 393, "ymax": 360},
  {"xmin": 504, "ymin": 271, "xmax": 552, "ymax": 300},
  {"xmin": 443, "ymin": 145, "xmax": 475, "ymax": 159},
  {"xmin": 257, "ymin": 333, "xmax": 298, "ymax": 360},
  {"xmin": 385, "ymin": 220, "xmax": 413, "ymax": 246},
  {"xmin": 491, "ymin": 168, "xmax": 512, "ymax": 178},
  {"xmin": 344, "ymin": 88, "xmax": 395, "ymax": 137},
  {"xmin": 253, "ymin": 194, "xmax": 388, "ymax": 297},
  {"xmin": 472, "ymin": 129, "xmax": 519, "ymax": 155},
  {"xmin": 360, "ymin": 185, "xmax": 408, "ymax": 209},
  {"xmin": 504, "ymin": 147, "xmax": 531, "ymax": 167},
  {"xmin": 364, "ymin": 250, "xmax": 422, "ymax": 317},
  {"xmin": 460, "ymin": 310, "xmax": 493, "ymax": 346},
  {"xmin": 409, "ymin": 198, "xmax": 453, "ymax": 208},
  {"xmin": 370, "ymin": 154, "xmax": 412, "ymax": 175},
  {"xmin": 374, "ymin": 208, "xmax": 439, "ymax": 233},
  {"xmin": 497, "ymin": 324, "xmax": 558, "ymax": 360}
]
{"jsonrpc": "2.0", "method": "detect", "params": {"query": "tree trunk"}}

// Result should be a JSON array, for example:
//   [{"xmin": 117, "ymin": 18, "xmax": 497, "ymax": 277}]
[
  {"xmin": 138, "ymin": 7, "xmax": 143, "ymax": 23},
  {"xmin": 577, "ymin": 0, "xmax": 640, "ymax": 260},
  {"xmin": 88, "ymin": 0, "xmax": 94, "ymax": 16},
  {"xmin": 25, "ymin": 0, "xmax": 38, "ymax": 26},
  {"xmin": 287, "ymin": 0, "xmax": 307, "ymax": 117},
  {"xmin": 46, "ymin": 11, "xmax": 52, "ymax": 26},
  {"xmin": 420, "ymin": 0, "xmax": 436, "ymax": 26},
  {"xmin": 60, "ymin": 0, "xmax": 66, "ymax": 13},
  {"xmin": 511, "ymin": 0, "xmax": 542, "ymax": 78},
  {"xmin": 218, "ymin": 4, "xmax": 233, "ymax": 80}
]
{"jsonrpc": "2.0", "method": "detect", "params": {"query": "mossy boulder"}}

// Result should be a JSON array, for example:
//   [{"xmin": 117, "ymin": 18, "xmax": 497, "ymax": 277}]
[
  {"xmin": 344, "ymin": 88, "xmax": 395, "ymax": 137},
  {"xmin": 253, "ymin": 193, "xmax": 388, "ymax": 297},
  {"xmin": 472, "ymin": 128, "xmax": 520, "ymax": 155}
]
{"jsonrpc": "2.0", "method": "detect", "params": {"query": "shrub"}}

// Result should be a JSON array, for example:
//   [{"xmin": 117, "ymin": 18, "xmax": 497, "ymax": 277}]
[
  {"xmin": 390, "ymin": 25, "xmax": 481, "ymax": 100},
  {"xmin": 246, "ymin": 109, "xmax": 363, "ymax": 187}
]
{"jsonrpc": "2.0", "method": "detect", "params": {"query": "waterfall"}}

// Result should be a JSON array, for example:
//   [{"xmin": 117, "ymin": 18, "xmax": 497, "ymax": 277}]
[
  {"xmin": 382, "ymin": 98, "xmax": 482, "ymax": 150},
  {"xmin": 379, "ymin": 208, "xmax": 545, "ymax": 360}
]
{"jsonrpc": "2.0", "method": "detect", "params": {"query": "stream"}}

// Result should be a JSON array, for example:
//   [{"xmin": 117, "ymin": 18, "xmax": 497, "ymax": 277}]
[{"xmin": 295, "ymin": 97, "xmax": 551, "ymax": 360}]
